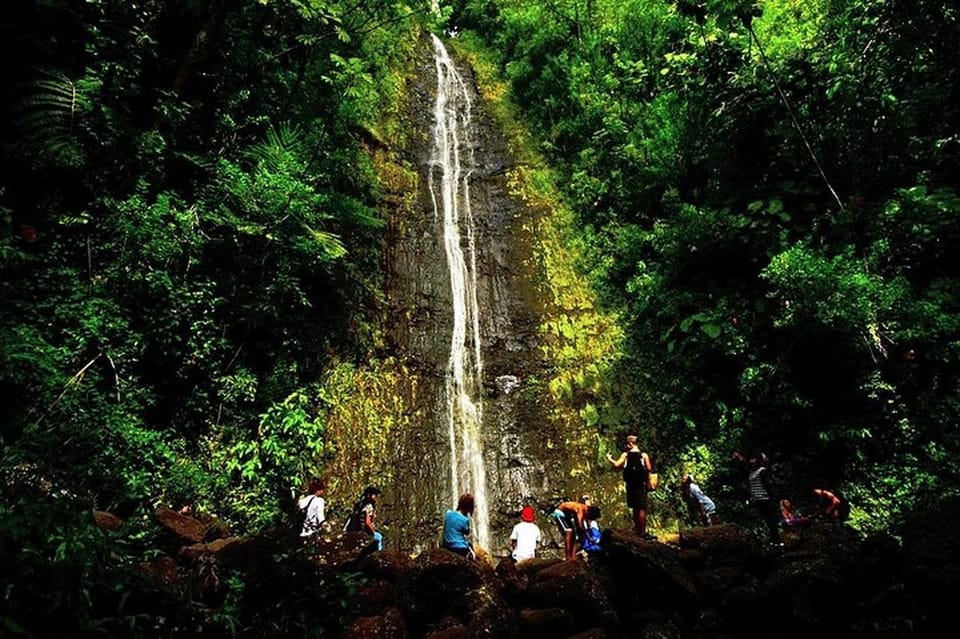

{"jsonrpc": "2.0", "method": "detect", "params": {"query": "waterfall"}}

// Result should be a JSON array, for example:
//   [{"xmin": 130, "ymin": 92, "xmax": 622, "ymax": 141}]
[{"xmin": 428, "ymin": 33, "xmax": 490, "ymax": 550}]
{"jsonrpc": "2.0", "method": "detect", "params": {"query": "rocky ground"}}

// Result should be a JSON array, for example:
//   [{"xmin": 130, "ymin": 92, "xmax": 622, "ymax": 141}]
[{"xmin": 132, "ymin": 496, "xmax": 959, "ymax": 638}]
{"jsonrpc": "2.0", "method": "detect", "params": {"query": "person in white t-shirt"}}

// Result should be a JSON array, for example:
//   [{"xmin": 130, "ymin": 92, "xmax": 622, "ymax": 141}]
[
  {"xmin": 298, "ymin": 479, "xmax": 326, "ymax": 539},
  {"xmin": 510, "ymin": 505, "xmax": 541, "ymax": 561}
]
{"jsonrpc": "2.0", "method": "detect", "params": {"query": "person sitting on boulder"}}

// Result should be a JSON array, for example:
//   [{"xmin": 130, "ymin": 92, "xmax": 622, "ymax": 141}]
[
  {"xmin": 442, "ymin": 493, "xmax": 476, "ymax": 558},
  {"xmin": 779, "ymin": 498, "xmax": 811, "ymax": 527}
]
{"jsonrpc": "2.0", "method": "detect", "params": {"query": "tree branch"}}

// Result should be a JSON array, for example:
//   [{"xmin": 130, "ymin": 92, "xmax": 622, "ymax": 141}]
[{"xmin": 747, "ymin": 23, "xmax": 845, "ymax": 212}]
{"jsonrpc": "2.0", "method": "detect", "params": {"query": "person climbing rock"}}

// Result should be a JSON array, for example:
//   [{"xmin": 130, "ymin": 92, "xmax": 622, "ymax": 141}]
[{"xmin": 552, "ymin": 499, "xmax": 591, "ymax": 560}]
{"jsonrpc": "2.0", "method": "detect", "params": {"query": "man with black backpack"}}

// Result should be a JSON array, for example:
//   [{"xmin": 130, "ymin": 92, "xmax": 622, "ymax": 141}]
[{"xmin": 298, "ymin": 479, "xmax": 327, "ymax": 540}]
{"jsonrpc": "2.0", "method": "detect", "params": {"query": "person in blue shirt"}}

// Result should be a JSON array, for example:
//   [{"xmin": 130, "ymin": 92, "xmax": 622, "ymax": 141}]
[
  {"xmin": 682, "ymin": 474, "xmax": 717, "ymax": 526},
  {"xmin": 442, "ymin": 493, "xmax": 475, "ymax": 558}
]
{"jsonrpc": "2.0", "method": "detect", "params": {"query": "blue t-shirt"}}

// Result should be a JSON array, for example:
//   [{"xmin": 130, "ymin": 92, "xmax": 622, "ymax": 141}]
[
  {"xmin": 689, "ymin": 482, "xmax": 716, "ymax": 515},
  {"xmin": 442, "ymin": 509, "xmax": 472, "ymax": 550}
]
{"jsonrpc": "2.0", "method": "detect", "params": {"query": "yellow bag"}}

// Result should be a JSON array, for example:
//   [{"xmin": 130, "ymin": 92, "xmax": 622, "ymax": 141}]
[{"xmin": 647, "ymin": 472, "xmax": 659, "ymax": 491}]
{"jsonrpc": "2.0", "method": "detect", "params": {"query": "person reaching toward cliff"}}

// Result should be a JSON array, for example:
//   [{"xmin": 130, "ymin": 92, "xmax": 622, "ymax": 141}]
[
  {"xmin": 607, "ymin": 434, "xmax": 655, "ymax": 539},
  {"xmin": 442, "ymin": 493, "xmax": 476, "ymax": 558}
]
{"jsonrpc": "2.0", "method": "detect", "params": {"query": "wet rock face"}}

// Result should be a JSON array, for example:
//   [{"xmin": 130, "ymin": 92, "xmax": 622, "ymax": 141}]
[{"xmin": 383, "ymin": 34, "xmax": 560, "ymax": 553}]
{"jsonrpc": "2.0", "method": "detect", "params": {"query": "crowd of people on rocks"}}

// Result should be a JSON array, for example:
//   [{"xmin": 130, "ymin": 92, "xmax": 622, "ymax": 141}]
[{"xmin": 296, "ymin": 434, "xmax": 850, "ymax": 560}]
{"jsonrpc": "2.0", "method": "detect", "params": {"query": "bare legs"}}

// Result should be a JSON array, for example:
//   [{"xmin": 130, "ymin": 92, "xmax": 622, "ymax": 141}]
[
  {"xmin": 564, "ymin": 530, "xmax": 577, "ymax": 560},
  {"xmin": 633, "ymin": 508, "xmax": 647, "ymax": 537}
]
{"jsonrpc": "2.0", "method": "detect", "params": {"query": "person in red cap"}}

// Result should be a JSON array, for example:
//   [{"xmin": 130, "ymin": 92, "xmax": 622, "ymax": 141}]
[{"xmin": 510, "ymin": 505, "xmax": 542, "ymax": 561}]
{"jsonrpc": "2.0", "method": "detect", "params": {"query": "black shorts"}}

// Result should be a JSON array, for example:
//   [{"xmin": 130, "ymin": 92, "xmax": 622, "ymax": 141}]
[
  {"xmin": 552, "ymin": 509, "xmax": 579, "ymax": 538},
  {"xmin": 626, "ymin": 483, "xmax": 648, "ymax": 510}
]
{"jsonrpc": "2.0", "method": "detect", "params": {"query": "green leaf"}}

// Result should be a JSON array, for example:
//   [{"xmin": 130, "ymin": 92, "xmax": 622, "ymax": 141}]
[{"xmin": 700, "ymin": 323, "xmax": 722, "ymax": 338}]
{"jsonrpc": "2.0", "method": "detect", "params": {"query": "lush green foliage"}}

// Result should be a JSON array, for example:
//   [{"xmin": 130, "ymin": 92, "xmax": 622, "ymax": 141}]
[
  {"xmin": 3, "ymin": 0, "xmax": 960, "ymax": 630},
  {"xmin": 447, "ymin": 0, "xmax": 960, "ymax": 530},
  {"xmin": 0, "ymin": 0, "xmax": 428, "ymax": 632}
]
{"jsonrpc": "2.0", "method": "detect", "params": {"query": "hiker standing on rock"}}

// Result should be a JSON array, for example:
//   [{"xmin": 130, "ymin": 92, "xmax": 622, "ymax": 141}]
[
  {"xmin": 607, "ymin": 434, "xmax": 655, "ymax": 540},
  {"xmin": 733, "ymin": 452, "xmax": 781, "ymax": 545}
]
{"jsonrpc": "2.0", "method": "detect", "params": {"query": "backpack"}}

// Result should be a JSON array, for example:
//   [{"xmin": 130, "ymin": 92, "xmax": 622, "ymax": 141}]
[
  {"xmin": 296, "ymin": 495, "xmax": 316, "ymax": 533},
  {"xmin": 582, "ymin": 522, "xmax": 602, "ymax": 553},
  {"xmin": 342, "ymin": 499, "xmax": 366, "ymax": 533},
  {"xmin": 623, "ymin": 451, "xmax": 649, "ymax": 486}
]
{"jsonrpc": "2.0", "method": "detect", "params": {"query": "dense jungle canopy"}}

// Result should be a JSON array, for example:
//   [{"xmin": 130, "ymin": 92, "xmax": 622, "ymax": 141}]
[{"xmin": 1, "ymin": 0, "xmax": 958, "ymax": 635}]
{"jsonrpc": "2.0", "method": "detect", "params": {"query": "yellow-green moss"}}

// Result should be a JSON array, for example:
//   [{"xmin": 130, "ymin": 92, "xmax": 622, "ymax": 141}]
[
  {"xmin": 450, "ymin": 34, "xmax": 630, "ymax": 512},
  {"xmin": 320, "ymin": 359, "xmax": 424, "ymax": 506}
]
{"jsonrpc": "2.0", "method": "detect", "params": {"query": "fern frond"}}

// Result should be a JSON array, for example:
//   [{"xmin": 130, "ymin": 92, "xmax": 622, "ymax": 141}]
[
  {"xmin": 304, "ymin": 224, "xmax": 347, "ymax": 260},
  {"xmin": 15, "ymin": 69, "xmax": 86, "ymax": 166},
  {"xmin": 246, "ymin": 123, "xmax": 305, "ymax": 171},
  {"xmin": 331, "ymin": 194, "xmax": 385, "ymax": 229}
]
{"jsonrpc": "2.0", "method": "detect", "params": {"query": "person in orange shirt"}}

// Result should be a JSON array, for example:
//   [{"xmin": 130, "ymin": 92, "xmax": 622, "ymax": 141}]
[{"xmin": 551, "ymin": 500, "xmax": 591, "ymax": 560}]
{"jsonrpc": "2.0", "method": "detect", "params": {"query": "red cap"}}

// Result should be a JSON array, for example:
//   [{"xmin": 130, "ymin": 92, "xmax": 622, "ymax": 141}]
[{"xmin": 521, "ymin": 505, "xmax": 535, "ymax": 522}]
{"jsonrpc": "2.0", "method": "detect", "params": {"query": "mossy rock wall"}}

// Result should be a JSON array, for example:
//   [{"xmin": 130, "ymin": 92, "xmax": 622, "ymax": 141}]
[{"xmin": 323, "ymin": 30, "xmax": 627, "ymax": 554}]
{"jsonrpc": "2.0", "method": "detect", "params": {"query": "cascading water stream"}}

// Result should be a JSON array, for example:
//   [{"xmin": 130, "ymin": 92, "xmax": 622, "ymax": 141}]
[{"xmin": 428, "ymin": 34, "xmax": 490, "ymax": 550}]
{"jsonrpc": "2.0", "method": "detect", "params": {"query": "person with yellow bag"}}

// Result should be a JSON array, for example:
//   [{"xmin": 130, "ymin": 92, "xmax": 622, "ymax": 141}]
[{"xmin": 607, "ymin": 434, "xmax": 657, "ymax": 540}]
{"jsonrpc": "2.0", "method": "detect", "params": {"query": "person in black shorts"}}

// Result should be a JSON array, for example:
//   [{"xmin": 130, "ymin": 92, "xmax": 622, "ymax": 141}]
[
  {"xmin": 607, "ymin": 434, "xmax": 654, "ymax": 539},
  {"xmin": 551, "ymin": 500, "xmax": 590, "ymax": 560}
]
